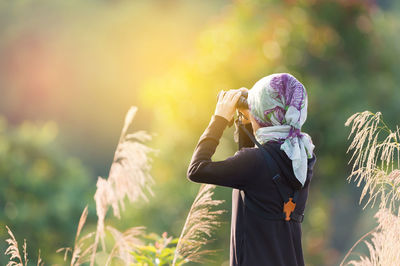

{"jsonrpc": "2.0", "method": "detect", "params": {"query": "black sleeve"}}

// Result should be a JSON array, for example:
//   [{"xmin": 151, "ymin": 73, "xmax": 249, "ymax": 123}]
[{"xmin": 187, "ymin": 115, "xmax": 256, "ymax": 189}]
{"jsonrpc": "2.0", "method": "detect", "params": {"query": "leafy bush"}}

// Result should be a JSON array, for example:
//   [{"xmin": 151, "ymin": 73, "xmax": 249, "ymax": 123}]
[
  {"xmin": 131, "ymin": 232, "xmax": 184, "ymax": 266},
  {"xmin": 0, "ymin": 118, "xmax": 93, "ymax": 264}
]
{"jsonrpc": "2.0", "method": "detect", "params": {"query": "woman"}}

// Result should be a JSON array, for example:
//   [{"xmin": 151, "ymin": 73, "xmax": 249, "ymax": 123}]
[{"xmin": 187, "ymin": 73, "xmax": 316, "ymax": 266}]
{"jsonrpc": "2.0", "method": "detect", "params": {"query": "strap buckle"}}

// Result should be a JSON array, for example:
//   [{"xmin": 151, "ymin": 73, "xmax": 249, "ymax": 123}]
[{"xmin": 290, "ymin": 213, "xmax": 304, "ymax": 223}]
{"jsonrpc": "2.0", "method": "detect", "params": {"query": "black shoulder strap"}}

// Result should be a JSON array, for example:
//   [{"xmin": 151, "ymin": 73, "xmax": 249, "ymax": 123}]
[{"xmin": 238, "ymin": 123, "xmax": 281, "ymax": 176}]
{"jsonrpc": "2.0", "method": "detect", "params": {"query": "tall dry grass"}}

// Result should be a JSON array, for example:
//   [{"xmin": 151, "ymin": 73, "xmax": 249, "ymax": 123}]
[
  {"xmin": 4, "ymin": 106, "xmax": 225, "ymax": 265},
  {"xmin": 56, "ymin": 205, "xmax": 95, "ymax": 266},
  {"xmin": 341, "ymin": 111, "xmax": 400, "ymax": 266},
  {"xmin": 90, "ymin": 106, "xmax": 158, "ymax": 265},
  {"xmin": 173, "ymin": 184, "xmax": 226, "ymax": 265},
  {"xmin": 345, "ymin": 111, "xmax": 400, "ymax": 211},
  {"xmin": 5, "ymin": 225, "xmax": 43, "ymax": 266}
]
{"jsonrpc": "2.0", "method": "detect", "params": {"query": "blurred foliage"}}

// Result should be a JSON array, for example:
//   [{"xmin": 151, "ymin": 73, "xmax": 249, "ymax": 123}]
[
  {"xmin": 0, "ymin": 117, "xmax": 94, "ymax": 264},
  {"xmin": 0, "ymin": 0, "xmax": 400, "ymax": 265}
]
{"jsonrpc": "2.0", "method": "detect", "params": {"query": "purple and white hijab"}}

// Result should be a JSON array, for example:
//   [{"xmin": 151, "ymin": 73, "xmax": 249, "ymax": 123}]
[{"xmin": 247, "ymin": 73, "xmax": 315, "ymax": 186}]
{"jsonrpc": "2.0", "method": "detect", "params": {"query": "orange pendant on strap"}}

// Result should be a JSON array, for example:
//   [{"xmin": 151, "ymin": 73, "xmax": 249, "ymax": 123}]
[{"xmin": 283, "ymin": 198, "xmax": 296, "ymax": 221}]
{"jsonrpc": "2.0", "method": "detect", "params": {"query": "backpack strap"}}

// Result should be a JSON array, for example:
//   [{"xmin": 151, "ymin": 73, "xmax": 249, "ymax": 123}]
[{"xmin": 238, "ymin": 121, "xmax": 303, "ymax": 223}]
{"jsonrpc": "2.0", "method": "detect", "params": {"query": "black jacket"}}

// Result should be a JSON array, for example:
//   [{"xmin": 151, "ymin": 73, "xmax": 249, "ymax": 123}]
[{"xmin": 187, "ymin": 115, "xmax": 316, "ymax": 266}]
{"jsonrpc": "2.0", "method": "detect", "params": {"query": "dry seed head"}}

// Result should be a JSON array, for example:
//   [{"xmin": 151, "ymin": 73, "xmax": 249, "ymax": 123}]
[
  {"xmin": 5, "ymin": 225, "xmax": 23, "ymax": 266},
  {"xmin": 347, "ymin": 209, "xmax": 400, "ymax": 266},
  {"xmin": 91, "ymin": 106, "xmax": 158, "ymax": 265},
  {"xmin": 344, "ymin": 111, "xmax": 400, "ymax": 265},
  {"xmin": 105, "ymin": 226, "xmax": 145, "ymax": 266},
  {"xmin": 345, "ymin": 111, "xmax": 400, "ymax": 210},
  {"xmin": 173, "ymin": 184, "xmax": 226, "ymax": 265}
]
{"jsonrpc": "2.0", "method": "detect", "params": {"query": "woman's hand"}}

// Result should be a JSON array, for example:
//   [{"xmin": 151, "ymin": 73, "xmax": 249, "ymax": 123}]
[{"xmin": 214, "ymin": 89, "xmax": 242, "ymax": 122}]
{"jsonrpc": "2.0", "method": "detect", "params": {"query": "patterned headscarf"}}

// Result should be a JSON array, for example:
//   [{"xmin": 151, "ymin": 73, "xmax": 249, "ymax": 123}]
[{"xmin": 247, "ymin": 73, "xmax": 315, "ymax": 186}]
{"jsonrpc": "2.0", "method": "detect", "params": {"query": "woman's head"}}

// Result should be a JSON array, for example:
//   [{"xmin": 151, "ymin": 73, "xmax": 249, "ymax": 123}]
[
  {"xmin": 245, "ymin": 73, "xmax": 314, "ymax": 186},
  {"xmin": 247, "ymin": 73, "xmax": 308, "ymax": 131}
]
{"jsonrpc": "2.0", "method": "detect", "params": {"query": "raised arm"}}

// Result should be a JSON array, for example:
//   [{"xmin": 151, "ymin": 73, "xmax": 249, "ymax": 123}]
[
  {"xmin": 187, "ymin": 115, "xmax": 256, "ymax": 189},
  {"xmin": 187, "ymin": 89, "xmax": 257, "ymax": 188}
]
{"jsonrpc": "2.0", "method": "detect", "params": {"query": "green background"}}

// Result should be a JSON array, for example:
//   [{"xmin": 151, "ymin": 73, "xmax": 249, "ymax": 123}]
[{"xmin": 1, "ymin": 0, "xmax": 399, "ymax": 265}]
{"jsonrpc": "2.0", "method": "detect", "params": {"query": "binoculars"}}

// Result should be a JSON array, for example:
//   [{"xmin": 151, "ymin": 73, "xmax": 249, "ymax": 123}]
[{"xmin": 217, "ymin": 90, "xmax": 249, "ymax": 109}]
